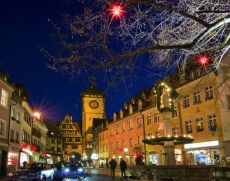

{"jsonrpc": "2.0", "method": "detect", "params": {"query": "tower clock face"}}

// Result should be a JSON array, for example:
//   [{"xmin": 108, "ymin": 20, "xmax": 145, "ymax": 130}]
[{"xmin": 89, "ymin": 100, "xmax": 99, "ymax": 109}]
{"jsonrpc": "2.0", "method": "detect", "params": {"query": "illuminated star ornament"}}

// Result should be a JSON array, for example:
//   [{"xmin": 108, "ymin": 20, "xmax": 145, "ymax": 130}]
[
  {"xmin": 197, "ymin": 55, "xmax": 209, "ymax": 66},
  {"xmin": 109, "ymin": 2, "xmax": 126, "ymax": 20}
]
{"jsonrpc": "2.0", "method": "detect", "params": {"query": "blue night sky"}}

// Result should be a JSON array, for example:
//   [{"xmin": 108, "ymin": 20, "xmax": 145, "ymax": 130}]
[{"xmin": 0, "ymin": 0, "xmax": 156, "ymax": 122}]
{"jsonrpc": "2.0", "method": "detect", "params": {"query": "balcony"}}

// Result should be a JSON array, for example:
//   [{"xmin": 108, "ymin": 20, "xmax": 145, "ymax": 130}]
[{"xmin": 32, "ymin": 128, "xmax": 41, "ymax": 138}]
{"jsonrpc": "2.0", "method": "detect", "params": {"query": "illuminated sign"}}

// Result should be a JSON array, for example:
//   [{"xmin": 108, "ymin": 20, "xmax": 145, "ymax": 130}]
[{"xmin": 184, "ymin": 140, "xmax": 219, "ymax": 149}]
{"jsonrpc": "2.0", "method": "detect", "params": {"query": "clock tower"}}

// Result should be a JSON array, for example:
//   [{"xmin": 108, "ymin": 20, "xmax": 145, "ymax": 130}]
[{"xmin": 81, "ymin": 78, "xmax": 105, "ymax": 155}]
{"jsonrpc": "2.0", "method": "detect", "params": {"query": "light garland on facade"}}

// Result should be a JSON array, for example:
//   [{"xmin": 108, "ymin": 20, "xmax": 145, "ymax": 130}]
[
  {"xmin": 143, "ymin": 135, "xmax": 194, "ymax": 145},
  {"xmin": 155, "ymin": 80, "xmax": 178, "ymax": 113}
]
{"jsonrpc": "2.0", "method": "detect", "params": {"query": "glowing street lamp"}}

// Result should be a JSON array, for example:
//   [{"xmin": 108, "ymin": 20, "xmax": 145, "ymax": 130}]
[
  {"xmin": 124, "ymin": 148, "xmax": 128, "ymax": 153},
  {"xmin": 33, "ymin": 111, "xmax": 41, "ymax": 120}
]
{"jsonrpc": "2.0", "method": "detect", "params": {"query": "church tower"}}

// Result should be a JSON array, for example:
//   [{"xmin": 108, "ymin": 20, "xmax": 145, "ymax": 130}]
[{"xmin": 81, "ymin": 78, "xmax": 105, "ymax": 156}]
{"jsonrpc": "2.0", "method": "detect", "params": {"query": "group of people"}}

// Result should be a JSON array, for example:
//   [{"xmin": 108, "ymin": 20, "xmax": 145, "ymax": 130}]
[{"xmin": 109, "ymin": 158, "xmax": 127, "ymax": 180}]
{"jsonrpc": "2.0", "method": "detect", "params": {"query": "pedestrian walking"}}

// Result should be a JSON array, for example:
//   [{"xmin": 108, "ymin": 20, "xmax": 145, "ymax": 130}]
[
  {"xmin": 119, "ymin": 158, "xmax": 127, "ymax": 179},
  {"xmin": 109, "ymin": 158, "xmax": 117, "ymax": 180}
]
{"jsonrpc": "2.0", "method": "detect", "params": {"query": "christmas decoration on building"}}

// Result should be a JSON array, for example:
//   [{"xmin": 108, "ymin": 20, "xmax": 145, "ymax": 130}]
[
  {"xmin": 143, "ymin": 135, "xmax": 194, "ymax": 145},
  {"xmin": 155, "ymin": 80, "xmax": 178, "ymax": 113}
]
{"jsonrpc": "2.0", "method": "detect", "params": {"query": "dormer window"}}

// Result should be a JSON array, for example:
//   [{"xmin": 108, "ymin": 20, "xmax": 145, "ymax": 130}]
[
  {"xmin": 129, "ymin": 104, "xmax": 133, "ymax": 114},
  {"xmin": 138, "ymin": 100, "xmax": 142, "ymax": 111},
  {"xmin": 131, "ymin": 98, "xmax": 135, "ymax": 104},
  {"xmin": 141, "ymin": 93, "xmax": 146, "ymax": 100},
  {"xmin": 180, "ymin": 74, "xmax": 185, "ymax": 83},
  {"xmin": 196, "ymin": 69, "xmax": 201, "ymax": 77},
  {"xmin": 190, "ymin": 72, "xmax": 195, "ymax": 80},
  {"xmin": 124, "ymin": 103, "xmax": 128, "ymax": 109},
  {"xmin": 113, "ymin": 112, "xmax": 117, "ymax": 121},
  {"xmin": 150, "ymin": 92, "xmax": 156, "ymax": 107},
  {"xmin": 120, "ymin": 109, "xmax": 123, "ymax": 119}
]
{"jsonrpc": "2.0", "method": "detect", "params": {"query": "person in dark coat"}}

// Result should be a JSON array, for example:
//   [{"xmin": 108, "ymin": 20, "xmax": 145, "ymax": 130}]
[
  {"xmin": 109, "ymin": 158, "xmax": 117, "ymax": 180},
  {"xmin": 119, "ymin": 158, "xmax": 127, "ymax": 179}
]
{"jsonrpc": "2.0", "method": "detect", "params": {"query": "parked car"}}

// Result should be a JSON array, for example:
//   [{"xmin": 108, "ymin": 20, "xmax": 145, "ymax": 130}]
[
  {"xmin": 54, "ymin": 163, "xmax": 87, "ymax": 180},
  {"xmin": 11, "ymin": 163, "xmax": 56, "ymax": 181}
]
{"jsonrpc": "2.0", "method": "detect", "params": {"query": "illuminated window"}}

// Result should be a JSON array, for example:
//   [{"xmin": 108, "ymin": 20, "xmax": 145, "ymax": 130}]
[
  {"xmin": 116, "ymin": 127, "xmax": 119, "ymax": 134},
  {"xmin": 122, "ymin": 122, "xmax": 125, "ymax": 131},
  {"xmin": 0, "ymin": 120, "xmax": 6, "ymax": 137},
  {"xmin": 185, "ymin": 120, "xmax": 192, "ymax": 133},
  {"xmin": 138, "ymin": 136, "xmax": 142, "ymax": 145},
  {"xmin": 208, "ymin": 114, "xmax": 217, "ymax": 131},
  {"xmin": 154, "ymin": 113, "xmax": 159, "ymax": 123},
  {"xmin": 122, "ymin": 140, "xmax": 126, "ymax": 148},
  {"xmin": 147, "ymin": 116, "xmax": 151, "ymax": 125},
  {"xmin": 137, "ymin": 118, "xmax": 142, "ymax": 127},
  {"xmin": 172, "ymin": 106, "xmax": 178, "ymax": 118},
  {"xmin": 129, "ymin": 138, "xmax": 133, "ymax": 147},
  {"xmin": 183, "ymin": 95, "xmax": 190, "ymax": 108},
  {"xmin": 196, "ymin": 118, "xmax": 204, "ymax": 132},
  {"xmin": 205, "ymin": 86, "xmax": 213, "ymax": 101},
  {"xmin": 128, "ymin": 120, "xmax": 132, "ymax": 129},
  {"xmin": 138, "ymin": 100, "xmax": 142, "ymax": 111},
  {"xmin": 193, "ymin": 91, "xmax": 201, "ymax": 104},
  {"xmin": 0, "ymin": 89, "xmax": 8, "ymax": 107},
  {"xmin": 172, "ymin": 127, "xmax": 179, "ymax": 135}
]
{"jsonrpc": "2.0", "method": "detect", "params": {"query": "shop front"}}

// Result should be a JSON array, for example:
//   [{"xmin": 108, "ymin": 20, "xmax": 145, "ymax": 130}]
[
  {"xmin": 0, "ymin": 145, "xmax": 9, "ymax": 177},
  {"xmin": 19, "ymin": 150, "xmax": 31, "ymax": 167},
  {"xmin": 148, "ymin": 151, "xmax": 159, "ymax": 165},
  {"xmin": 7, "ymin": 150, "xmax": 19, "ymax": 172},
  {"xmin": 148, "ymin": 148, "xmax": 182, "ymax": 165},
  {"xmin": 184, "ymin": 140, "xmax": 223, "ymax": 165}
]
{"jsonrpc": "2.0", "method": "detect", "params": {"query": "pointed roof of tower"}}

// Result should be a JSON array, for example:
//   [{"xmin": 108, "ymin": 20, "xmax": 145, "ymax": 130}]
[{"xmin": 81, "ymin": 77, "xmax": 104, "ymax": 96}]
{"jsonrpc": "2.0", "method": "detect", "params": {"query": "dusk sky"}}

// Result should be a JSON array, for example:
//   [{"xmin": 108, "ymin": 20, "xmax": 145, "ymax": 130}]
[{"xmin": 0, "ymin": 0, "xmax": 155, "ymax": 122}]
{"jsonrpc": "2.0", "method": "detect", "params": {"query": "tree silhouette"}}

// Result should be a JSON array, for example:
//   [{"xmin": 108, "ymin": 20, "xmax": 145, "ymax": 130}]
[{"xmin": 42, "ymin": 0, "xmax": 230, "ymax": 87}]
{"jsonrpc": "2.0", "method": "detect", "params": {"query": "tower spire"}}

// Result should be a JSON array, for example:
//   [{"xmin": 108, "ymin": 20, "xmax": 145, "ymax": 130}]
[{"xmin": 90, "ymin": 77, "xmax": 96, "ymax": 88}]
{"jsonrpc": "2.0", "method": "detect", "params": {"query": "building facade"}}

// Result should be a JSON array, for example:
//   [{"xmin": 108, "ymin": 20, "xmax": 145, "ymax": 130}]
[
  {"xmin": 81, "ymin": 79, "xmax": 105, "ymax": 158},
  {"xmin": 0, "ymin": 74, "xmax": 13, "ymax": 177},
  {"xmin": 59, "ymin": 115, "xmax": 82, "ymax": 162},
  {"xmin": 97, "ymin": 56, "xmax": 230, "ymax": 166},
  {"xmin": 20, "ymin": 101, "xmax": 32, "ymax": 167},
  {"xmin": 45, "ymin": 120, "xmax": 63, "ymax": 164},
  {"xmin": 8, "ymin": 88, "xmax": 25, "ymax": 171}
]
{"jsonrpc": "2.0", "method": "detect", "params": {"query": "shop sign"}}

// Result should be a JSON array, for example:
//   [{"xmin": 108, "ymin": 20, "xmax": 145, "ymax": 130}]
[{"xmin": 184, "ymin": 140, "xmax": 219, "ymax": 149}]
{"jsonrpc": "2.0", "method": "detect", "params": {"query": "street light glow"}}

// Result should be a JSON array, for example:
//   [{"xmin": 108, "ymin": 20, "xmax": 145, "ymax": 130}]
[{"xmin": 33, "ymin": 111, "xmax": 41, "ymax": 119}]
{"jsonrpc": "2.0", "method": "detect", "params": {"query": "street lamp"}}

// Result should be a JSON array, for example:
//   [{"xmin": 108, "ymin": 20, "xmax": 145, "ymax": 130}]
[{"xmin": 33, "ymin": 111, "xmax": 41, "ymax": 120}]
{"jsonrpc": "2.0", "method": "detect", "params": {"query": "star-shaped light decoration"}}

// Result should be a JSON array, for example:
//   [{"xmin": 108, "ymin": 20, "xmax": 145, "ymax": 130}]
[
  {"xmin": 197, "ymin": 55, "xmax": 209, "ymax": 66},
  {"xmin": 109, "ymin": 2, "xmax": 126, "ymax": 20}
]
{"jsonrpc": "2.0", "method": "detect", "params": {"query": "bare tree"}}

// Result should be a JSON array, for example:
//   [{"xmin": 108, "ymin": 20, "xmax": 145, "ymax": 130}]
[{"xmin": 42, "ymin": 0, "xmax": 230, "ymax": 88}]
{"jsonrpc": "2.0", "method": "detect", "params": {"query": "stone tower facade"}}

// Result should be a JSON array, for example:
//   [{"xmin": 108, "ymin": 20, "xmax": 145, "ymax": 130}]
[{"xmin": 81, "ymin": 78, "xmax": 105, "ymax": 157}]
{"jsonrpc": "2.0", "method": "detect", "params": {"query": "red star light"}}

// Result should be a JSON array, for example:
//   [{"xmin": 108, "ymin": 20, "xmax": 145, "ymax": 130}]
[
  {"xmin": 109, "ymin": 3, "xmax": 125, "ymax": 20},
  {"xmin": 198, "ymin": 55, "xmax": 209, "ymax": 66}
]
